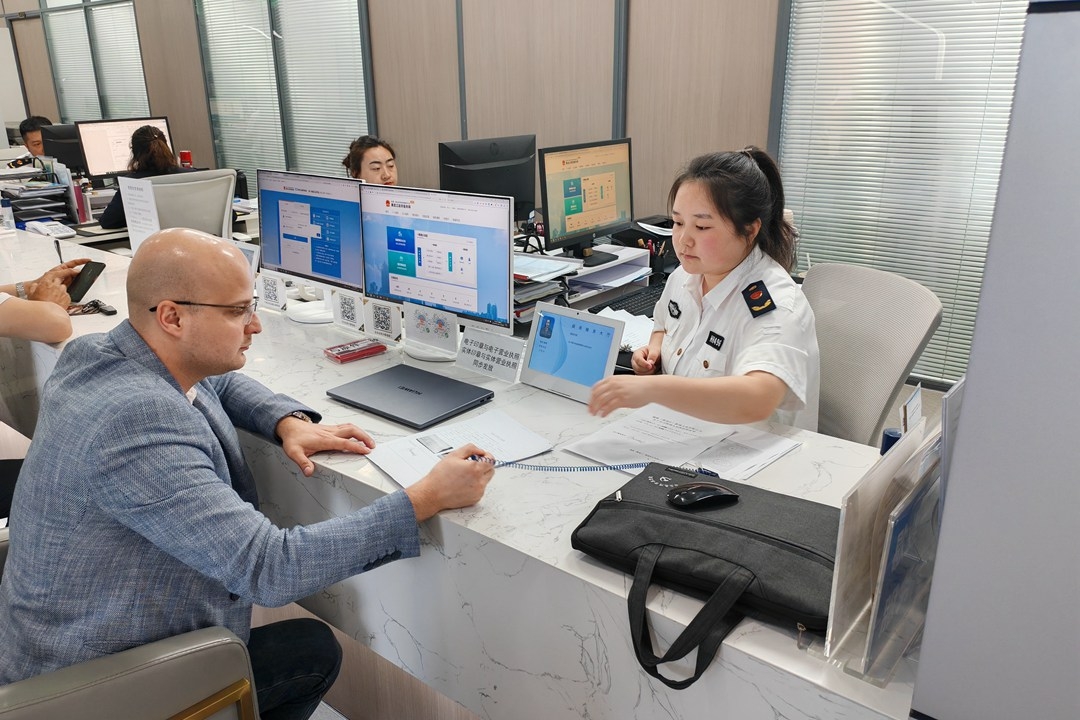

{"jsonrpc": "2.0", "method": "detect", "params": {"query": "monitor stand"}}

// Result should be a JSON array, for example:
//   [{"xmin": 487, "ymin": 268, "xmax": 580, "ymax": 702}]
[
  {"xmin": 285, "ymin": 298, "xmax": 333, "ymax": 324},
  {"xmin": 566, "ymin": 242, "xmax": 618, "ymax": 268}
]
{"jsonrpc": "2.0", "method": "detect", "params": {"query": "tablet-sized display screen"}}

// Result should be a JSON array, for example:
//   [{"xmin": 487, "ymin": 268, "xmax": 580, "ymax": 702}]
[{"xmin": 519, "ymin": 302, "xmax": 624, "ymax": 403}]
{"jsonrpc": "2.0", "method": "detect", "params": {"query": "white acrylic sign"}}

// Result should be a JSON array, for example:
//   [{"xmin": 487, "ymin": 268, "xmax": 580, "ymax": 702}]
[
  {"xmin": 258, "ymin": 272, "xmax": 287, "ymax": 311},
  {"xmin": 403, "ymin": 302, "xmax": 457, "ymax": 355},
  {"xmin": 331, "ymin": 288, "xmax": 364, "ymax": 332},
  {"xmin": 457, "ymin": 327, "xmax": 524, "ymax": 382},
  {"xmin": 364, "ymin": 299, "xmax": 402, "ymax": 342},
  {"xmin": 117, "ymin": 177, "xmax": 159, "ymax": 254}
]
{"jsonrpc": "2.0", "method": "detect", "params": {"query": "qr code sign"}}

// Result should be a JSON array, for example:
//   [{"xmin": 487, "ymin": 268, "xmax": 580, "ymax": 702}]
[
  {"xmin": 339, "ymin": 294, "xmax": 358, "ymax": 325},
  {"xmin": 373, "ymin": 303, "xmax": 392, "ymax": 334},
  {"xmin": 260, "ymin": 275, "xmax": 285, "ymax": 309}
]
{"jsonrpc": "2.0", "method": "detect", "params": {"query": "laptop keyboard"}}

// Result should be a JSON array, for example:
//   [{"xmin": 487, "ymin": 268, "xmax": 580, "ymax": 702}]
[{"xmin": 589, "ymin": 282, "xmax": 666, "ymax": 318}]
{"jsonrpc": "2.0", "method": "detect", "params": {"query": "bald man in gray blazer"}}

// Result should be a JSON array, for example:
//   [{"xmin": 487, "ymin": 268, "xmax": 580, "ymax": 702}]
[{"xmin": 0, "ymin": 229, "xmax": 495, "ymax": 720}]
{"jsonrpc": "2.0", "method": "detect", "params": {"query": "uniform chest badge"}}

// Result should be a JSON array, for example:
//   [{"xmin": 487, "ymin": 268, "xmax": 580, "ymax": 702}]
[
  {"xmin": 668, "ymin": 300, "xmax": 682, "ymax": 319},
  {"xmin": 742, "ymin": 281, "xmax": 775, "ymax": 318},
  {"xmin": 706, "ymin": 332, "xmax": 725, "ymax": 351}
]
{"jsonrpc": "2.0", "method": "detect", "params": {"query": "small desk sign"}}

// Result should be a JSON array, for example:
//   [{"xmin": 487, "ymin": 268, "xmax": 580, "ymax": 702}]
[
  {"xmin": 457, "ymin": 327, "xmax": 524, "ymax": 383},
  {"xmin": 259, "ymin": 272, "xmax": 287, "ymax": 311},
  {"xmin": 331, "ymin": 288, "xmax": 364, "ymax": 332},
  {"xmin": 902, "ymin": 383, "xmax": 923, "ymax": 433},
  {"xmin": 118, "ymin": 177, "xmax": 159, "ymax": 254}
]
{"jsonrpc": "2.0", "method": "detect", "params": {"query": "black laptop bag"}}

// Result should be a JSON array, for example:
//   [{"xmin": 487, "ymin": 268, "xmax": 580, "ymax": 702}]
[{"xmin": 570, "ymin": 463, "xmax": 840, "ymax": 689}]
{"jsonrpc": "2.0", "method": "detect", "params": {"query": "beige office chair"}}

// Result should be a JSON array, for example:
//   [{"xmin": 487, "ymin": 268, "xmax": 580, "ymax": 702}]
[
  {"xmin": 0, "ymin": 529, "xmax": 258, "ymax": 720},
  {"xmin": 150, "ymin": 168, "xmax": 237, "ymax": 239},
  {"xmin": 802, "ymin": 263, "xmax": 942, "ymax": 446}
]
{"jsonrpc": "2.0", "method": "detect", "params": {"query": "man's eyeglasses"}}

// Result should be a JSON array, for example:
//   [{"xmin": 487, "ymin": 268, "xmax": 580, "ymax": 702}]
[{"xmin": 149, "ymin": 300, "xmax": 258, "ymax": 324}]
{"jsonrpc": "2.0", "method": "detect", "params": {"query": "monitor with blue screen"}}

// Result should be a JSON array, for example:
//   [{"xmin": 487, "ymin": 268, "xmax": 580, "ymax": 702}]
[
  {"xmin": 257, "ymin": 169, "xmax": 364, "ymax": 294},
  {"xmin": 361, "ymin": 184, "xmax": 513, "ymax": 336}
]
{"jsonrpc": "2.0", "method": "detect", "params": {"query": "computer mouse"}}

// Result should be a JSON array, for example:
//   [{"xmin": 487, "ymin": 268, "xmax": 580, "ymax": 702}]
[{"xmin": 666, "ymin": 481, "xmax": 739, "ymax": 508}]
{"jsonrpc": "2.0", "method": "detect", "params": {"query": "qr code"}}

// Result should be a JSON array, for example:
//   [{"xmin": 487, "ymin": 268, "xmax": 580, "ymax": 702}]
[
  {"xmin": 262, "ymin": 276, "xmax": 279, "ymax": 305},
  {"xmin": 339, "ymin": 294, "xmax": 358, "ymax": 325},
  {"xmin": 373, "ymin": 303, "xmax": 392, "ymax": 334}
]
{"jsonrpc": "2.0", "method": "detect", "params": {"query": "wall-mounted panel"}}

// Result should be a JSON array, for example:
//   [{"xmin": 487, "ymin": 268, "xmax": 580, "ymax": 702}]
[
  {"xmin": 133, "ymin": 0, "xmax": 215, "ymax": 170},
  {"xmin": 462, "ymin": 0, "xmax": 615, "ymax": 209},
  {"xmin": 627, "ymin": 0, "xmax": 778, "ymax": 216},
  {"xmin": 368, "ymin": 0, "xmax": 461, "ymax": 190}
]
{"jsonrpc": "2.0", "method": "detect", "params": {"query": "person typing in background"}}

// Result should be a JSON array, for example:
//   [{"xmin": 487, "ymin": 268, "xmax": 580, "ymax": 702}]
[
  {"xmin": 588, "ymin": 148, "xmax": 819, "ymax": 431},
  {"xmin": 98, "ymin": 124, "xmax": 194, "ymax": 229},
  {"xmin": 342, "ymin": 135, "xmax": 398, "ymax": 185},
  {"xmin": 0, "ymin": 229, "xmax": 495, "ymax": 719},
  {"xmin": 0, "ymin": 258, "xmax": 91, "ymax": 343}
]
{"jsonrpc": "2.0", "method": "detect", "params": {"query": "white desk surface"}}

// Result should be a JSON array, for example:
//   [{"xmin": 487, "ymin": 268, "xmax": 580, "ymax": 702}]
[{"xmin": 0, "ymin": 229, "xmax": 913, "ymax": 720}]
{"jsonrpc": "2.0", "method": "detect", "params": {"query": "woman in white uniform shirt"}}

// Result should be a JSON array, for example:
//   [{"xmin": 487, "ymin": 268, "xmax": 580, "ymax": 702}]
[{"xmin": 588, "ymin": 148, "xmax": 819, "ymax": 431}]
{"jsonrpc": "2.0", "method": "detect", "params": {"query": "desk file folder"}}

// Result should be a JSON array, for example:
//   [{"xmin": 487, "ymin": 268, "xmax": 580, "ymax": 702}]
[{"xmin": 326, "ymin": 364, "xmax": 494, "ymax": 430}]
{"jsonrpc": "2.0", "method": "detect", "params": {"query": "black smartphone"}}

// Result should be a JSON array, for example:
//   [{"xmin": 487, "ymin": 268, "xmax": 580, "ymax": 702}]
[{"xmin": 67, "ymin": 261, "xmax": 106, "ymax": 303}]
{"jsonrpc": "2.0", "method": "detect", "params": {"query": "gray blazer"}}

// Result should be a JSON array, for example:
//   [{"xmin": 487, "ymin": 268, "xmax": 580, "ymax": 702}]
[{"xmin": 0, "ymin": 321, "xmax": 419, "ymax": 684}]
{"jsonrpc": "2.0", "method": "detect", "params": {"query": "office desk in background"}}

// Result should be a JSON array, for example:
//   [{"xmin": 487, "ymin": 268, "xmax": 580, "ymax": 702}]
[{"xmin": 0, "ymin": 230, "xmax": 914, "ymax": 720}]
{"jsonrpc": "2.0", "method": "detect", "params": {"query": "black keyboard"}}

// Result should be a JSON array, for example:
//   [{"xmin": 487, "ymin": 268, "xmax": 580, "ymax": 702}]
[{"xmin": 589, "ymin": 282, "xmax": 666, "ymax": 318}]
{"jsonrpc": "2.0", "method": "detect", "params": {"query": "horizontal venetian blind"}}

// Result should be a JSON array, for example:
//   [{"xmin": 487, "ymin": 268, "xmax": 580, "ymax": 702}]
[
  {"xmin": 779, "ymin": 0, "xmax": 1027, "ymax": 382},
  {"xmin": 194, "ymin": 0, "xmax": 286, "ymax": 187},
  {"xmin": 271, "ymin": 0, "xmax": 368, "ymax": 177},
  {"xmin": 43, "ymin": 8, "xmax": 100, "ymax": 121},
  {"xmin": 87, "ymin": 2, "xmax": 149, "ymax": 118}
]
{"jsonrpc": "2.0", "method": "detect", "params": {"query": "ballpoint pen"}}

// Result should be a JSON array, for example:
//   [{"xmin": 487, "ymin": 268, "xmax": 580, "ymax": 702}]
[{"xmin": 54, "ymin": 238, "xmax": 63, "ymax": 263}]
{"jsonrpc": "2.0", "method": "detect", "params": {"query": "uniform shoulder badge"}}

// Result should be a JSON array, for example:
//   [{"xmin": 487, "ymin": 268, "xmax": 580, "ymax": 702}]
[
  {"xmin": 668, "ymin": 299, "xmax": 682, "ymax": 319},
  {"xmin": 742, "ymin": 281, "xmax": 775, "ymax": 318}
]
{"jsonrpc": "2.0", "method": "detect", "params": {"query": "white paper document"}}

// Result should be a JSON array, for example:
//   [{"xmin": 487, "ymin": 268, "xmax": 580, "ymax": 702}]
[
  {"xmin": 689, "ymin": 426, "xmax": 802, "ymax": 481},
  {"xmin": 368, "ymin": 409, "xmax": 552, "ymax": 488},
  {"xmin": 597, "ymin": 308, "xmax": 656, "ymax": 351},
  {"xmin": 565, "ymin": 404, "xmax": 735, "ymax": 471},
  {"xmin": 118, "ymin": 176, "xmax": 160, "ymax": 253},
  {"xmin": 567, "ymin": 265, "xmax": 651, "ymax": 292}
]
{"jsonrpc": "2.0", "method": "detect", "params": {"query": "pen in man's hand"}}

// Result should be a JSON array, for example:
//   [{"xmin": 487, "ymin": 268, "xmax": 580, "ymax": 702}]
[{"xmin": 54, "ymin": 238, "xmax": 63, "ymax": 263}]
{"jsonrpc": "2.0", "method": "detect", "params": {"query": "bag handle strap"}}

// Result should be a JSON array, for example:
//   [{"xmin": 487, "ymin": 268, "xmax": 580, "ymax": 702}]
[{"xmin": 627, "ymin": 543, "xmax": 753, "ymax": 689}]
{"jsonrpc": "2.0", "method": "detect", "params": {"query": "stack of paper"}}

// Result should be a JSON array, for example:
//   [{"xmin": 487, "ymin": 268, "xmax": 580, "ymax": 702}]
[
  {"xmin": 596, "ymin": 308, "xmax": 655, "ymax": 351},
  {"xmin": 565, "ymin": 403, "xmax": 800, "ymax": 481},
  {"xmin": 566, "ymin": 264, "xmax": 650, "ymax": 295},
  {"xmin": 688, "ymin": 426, "xmax": 801, "ymax": 481},
  {"xmin": 513, "ymin": 253, "xmax": 579, "ymax": 282}
]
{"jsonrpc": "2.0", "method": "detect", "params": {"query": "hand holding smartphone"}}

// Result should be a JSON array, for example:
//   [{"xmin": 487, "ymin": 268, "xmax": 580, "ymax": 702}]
[{"xmin": 67, "ymin": 261, "xmax": 106, "ymax": 303}]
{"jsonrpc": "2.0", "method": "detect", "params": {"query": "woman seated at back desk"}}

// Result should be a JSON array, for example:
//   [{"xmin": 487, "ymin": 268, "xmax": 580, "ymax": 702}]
[
  {"xmin": 342, "ymin": 135, "xmax": 398, "ymax": 186},
  {"xmin": 99, "ymin": 125, "xmax": 194, "ymax": 230}
]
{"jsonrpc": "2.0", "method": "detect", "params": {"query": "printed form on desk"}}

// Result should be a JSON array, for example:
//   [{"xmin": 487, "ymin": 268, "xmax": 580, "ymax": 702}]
[
  {"xmin": 566, "ymin": 403, "xmax": 800, "ymax": 480},
  {"xmin": 596, "ymin": 308, "xmax": 655, "ymax": 351},
  {"xmin": 368, "ymin": 409, "xmax": 552, "ymax": 488}
]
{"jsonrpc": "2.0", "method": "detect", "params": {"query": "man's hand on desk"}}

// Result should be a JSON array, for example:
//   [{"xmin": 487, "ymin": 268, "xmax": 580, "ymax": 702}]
[
  {"xmin": 405, "ymin": 444, "xmax": 495, "ymax": 522},
  {"xmin": 276, "ymin": 417, "xmax": 376, "ymax": 477}
]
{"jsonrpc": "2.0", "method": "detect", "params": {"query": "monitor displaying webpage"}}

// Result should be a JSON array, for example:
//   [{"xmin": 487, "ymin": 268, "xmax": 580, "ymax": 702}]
[
  {"xmin": 257, "ymin": 170, "xmax": 364, "ymax": 292},
  {"xmin": 361, "ymin": 185, "xmax": 512, "ymax": 330},
  {"xmin": 542, "ymin": 141, "xmax": 632, "ymax": 241},
  {"xmin": 77, "ymin": 118, "xmax": 172, "ymax": 177}
]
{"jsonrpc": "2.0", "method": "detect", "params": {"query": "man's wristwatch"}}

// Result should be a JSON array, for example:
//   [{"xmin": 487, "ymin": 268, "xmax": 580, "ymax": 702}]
[
  {"xmin": 15, "ymin": 281, "xmax": 27, "ymax": 300},
  {"xmin": 286, "ymin": 410, "xmax": 314, "ymax": 423}
]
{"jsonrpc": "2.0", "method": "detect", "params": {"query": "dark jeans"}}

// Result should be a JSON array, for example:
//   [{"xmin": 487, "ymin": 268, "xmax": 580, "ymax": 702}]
[{"xmin": 248, "ymin": 618, "xmax": 342, "ymax": 720}]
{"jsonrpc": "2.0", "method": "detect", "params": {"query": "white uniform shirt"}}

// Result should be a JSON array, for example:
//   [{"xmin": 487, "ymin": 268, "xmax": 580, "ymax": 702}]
[
  {"xmin": 651, "ymin": 246, "xmax": 820, "ymax": 431},
  {"xmin": 0, "ymin": 292, "xmax": 10, "ymax": 306}
]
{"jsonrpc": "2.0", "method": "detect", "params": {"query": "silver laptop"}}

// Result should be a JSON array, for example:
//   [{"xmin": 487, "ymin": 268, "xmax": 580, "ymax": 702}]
[{"xmin": 327, "ymin": 364, "xmax": 494, "ymax": 430}]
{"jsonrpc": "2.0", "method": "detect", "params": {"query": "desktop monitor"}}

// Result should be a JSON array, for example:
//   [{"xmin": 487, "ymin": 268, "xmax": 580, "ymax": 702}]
[
  {"xmin": 439, "ymin": 134, "xmax": 535, "ymax": 222},
  {"xmin": 361, "ymin": 184, "xmax": 514, "ymax": 338},
  {"xmin": 257, "ymin": 169, "xmax": 365, "ymax": 318},
  {"xmin": 75, "ymin": 117, "xmax": 172, "ymax": 177},
  {"xmin": 538, "ymin": 137, "xmax": 634, "ymax": 267},
  {"xmin": 40, "ymin": 124, "xmax": 88, "ymax": 176}
]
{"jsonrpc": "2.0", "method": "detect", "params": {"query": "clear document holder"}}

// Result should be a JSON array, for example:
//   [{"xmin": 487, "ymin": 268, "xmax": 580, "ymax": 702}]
[{"xmin": 803, "ymin": 426, "xmax": 944, "ymax": 687}]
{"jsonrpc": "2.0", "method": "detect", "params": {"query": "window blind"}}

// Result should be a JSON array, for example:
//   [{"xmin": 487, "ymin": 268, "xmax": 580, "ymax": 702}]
[
  {"xmin": 195, "ymin": 0, "xmax": 286, "ymax": 186},
  {"xmin": 779, "ymin": 0, "xmax": 1027, "ymax": 382},
  {"xmin": 43, "ymin": 8, "xmax": 100, "ymax": 121},
  {"xmin": 87, "ymin": 3, "xmax": 148, "ymax": 118},
  {"xmin": 271, "ymin": 0, "xmax": 369, "ymax": 177}
]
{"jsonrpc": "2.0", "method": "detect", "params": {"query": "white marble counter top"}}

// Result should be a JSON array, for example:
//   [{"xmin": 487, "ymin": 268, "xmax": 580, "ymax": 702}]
[{"xmin": 0, "ymin": 229, "xmax": 915, "ymax": 719}]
